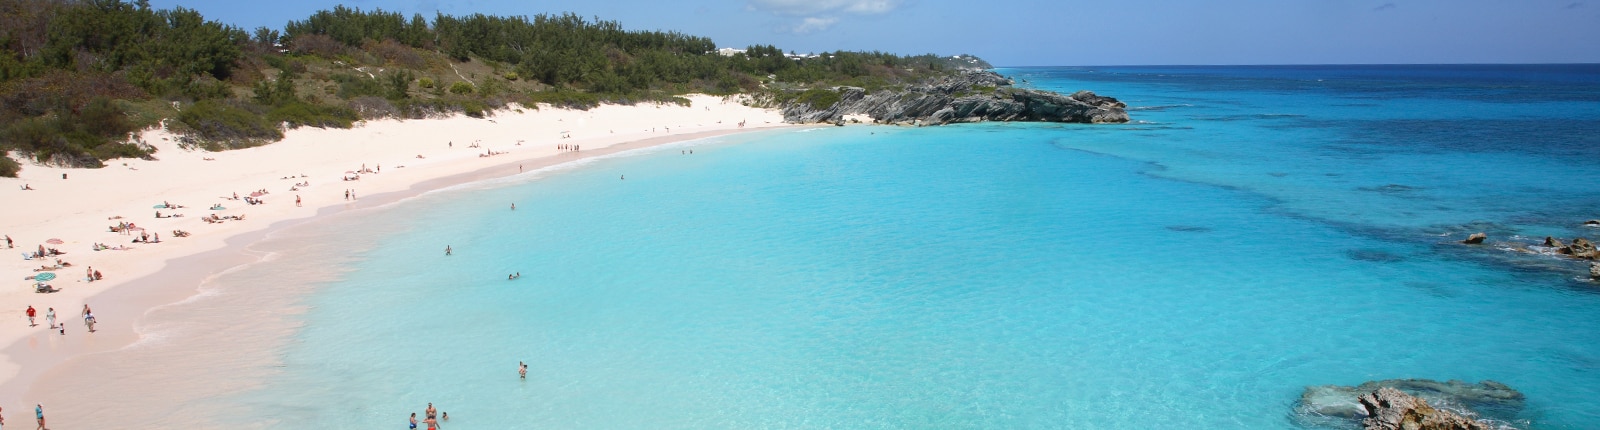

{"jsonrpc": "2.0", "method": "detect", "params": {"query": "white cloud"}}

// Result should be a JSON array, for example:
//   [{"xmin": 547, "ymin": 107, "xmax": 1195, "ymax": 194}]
[
  {"xmin": 793, "ymin": 16, "xmax": 840, "ymax": 34},
  {"xmin": 749, "ymin": 0, "xmax": 903, "ymax": 16},
  {"xmin": 748, "ymin": 0, "xmax": 903, "ymax": 33}
]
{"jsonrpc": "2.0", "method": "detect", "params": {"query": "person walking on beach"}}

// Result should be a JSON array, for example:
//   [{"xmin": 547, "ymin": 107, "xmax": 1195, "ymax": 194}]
[
  {"xmin": 45, "ymin": 308, "xmax": 54, "ymax": 329},
  {"xmin": 296, "ymin": 195, "xmax": 302, "ymax": 207},
  {"xmin": 84, "ymin": 312, "xmax": 96, "ymax": 333},
  {"xmin": 5, "ymin": 234, "xmax": 12, "ymax": 248},
  {"xmin": 81, "ymin": 304, "xmax": 91, "ymax": 319},
  {"xmin": 34, "ymin": 404, "xmax": 43, "ymax": 430},
  {"xmin": 25, "ymin": 306, "xmax": 35, "ymax": 327}
]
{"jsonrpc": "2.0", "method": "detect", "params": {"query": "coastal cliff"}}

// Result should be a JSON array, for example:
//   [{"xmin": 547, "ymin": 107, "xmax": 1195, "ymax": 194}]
[{"xmin": 777, "ymin": 71, "xmax": 1129, "ymax": 125}]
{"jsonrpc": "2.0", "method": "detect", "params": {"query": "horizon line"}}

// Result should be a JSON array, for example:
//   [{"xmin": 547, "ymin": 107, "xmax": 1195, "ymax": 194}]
[{"xmin": 995, "ymin": 62, "xmax": 1600, "ymax": 68}]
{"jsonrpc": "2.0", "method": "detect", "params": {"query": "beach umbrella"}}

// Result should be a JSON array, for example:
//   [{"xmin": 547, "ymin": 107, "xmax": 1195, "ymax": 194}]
[
  {"xmin": 154, "ymin": 204, "xmax": 167, "ymax": 208},
  {"xmin": 34, "ymin": 272, "xmax": 55, "ymax": 282},
  {"xmin": 45, "ymin": 238, "xmax": 63, "ymax": 244}
]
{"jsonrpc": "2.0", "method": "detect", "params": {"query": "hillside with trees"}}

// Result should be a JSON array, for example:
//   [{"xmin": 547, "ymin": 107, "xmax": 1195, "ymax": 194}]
[{"xmin": 0, "ymin": 0, "xmax": 991, "ymax": 177}]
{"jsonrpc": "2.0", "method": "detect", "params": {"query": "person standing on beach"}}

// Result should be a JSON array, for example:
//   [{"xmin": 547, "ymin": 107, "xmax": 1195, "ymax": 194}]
[
  {"xmin": 84, "ymin": 312, "xmax": 95, "ymax": 333},
  {"xmin": 45, "ymin": 308, "xmax": 54, "ymax": 329},
  {"xmin": 5, "ymin": 234, "xmax": 12, "ymax": 248},
  {"xmin": 296, "ymin": 195, "xmax": 302, "ymax": 207},
  {"xmin": 34, "ymin": 404, "xmax": 42, "ymax": 430},
  {"xmin": 25, "ymin": 306, "xmax": 35, "ymax": 327},
  {"xmin": 86, "ymin": 267, "xmax": 93, "ymax": 283}
]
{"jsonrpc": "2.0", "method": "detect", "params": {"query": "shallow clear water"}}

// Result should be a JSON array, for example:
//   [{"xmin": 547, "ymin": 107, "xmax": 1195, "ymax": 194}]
[{"xmin": 220, "ymin": 66, "xmax": 1600, "ymax": 428}]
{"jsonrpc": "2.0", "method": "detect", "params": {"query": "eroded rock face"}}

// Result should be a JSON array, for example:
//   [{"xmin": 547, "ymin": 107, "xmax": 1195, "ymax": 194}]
[
  {"xmin": 1463, "ymin": 233, "xmax": 1487, "ymax": 244},
  {"xmin": 1360, "ymin": 387, "xmax": 1496, "ymax": 430},
  {"xmin": 1295, "ymin": 379, "xmax": 1524, "ymax": 427},
  {"xmin": 780, "ymin": 71, "xmax": 1129, "ymax": 126}
]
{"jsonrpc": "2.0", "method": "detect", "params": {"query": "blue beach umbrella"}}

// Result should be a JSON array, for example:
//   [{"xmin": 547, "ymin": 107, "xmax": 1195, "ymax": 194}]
[
  {"xmin": 34, "ymin": 272, "xmax": 56, "ymax": 282},
  {"xmin": 153, "ymin": 204, "xmax": 167, "ymax": 208}
]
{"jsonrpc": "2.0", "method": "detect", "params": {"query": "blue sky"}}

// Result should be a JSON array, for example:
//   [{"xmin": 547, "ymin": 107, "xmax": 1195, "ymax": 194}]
[{"xmin": 148, "ymin": 0, "xmax": 1599, "ymax": 66}]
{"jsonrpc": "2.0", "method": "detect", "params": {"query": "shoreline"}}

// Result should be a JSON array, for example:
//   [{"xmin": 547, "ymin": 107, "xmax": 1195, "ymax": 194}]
[{"xmin": 0, "ymin": 95, "xmax": 799, "ymax": 421}]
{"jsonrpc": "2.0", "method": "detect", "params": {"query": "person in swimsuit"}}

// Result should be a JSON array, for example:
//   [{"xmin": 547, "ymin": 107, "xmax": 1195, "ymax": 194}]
[
  {"xmin": 425, "ymin": 403, "xmax": 436, "ymax": 420},
  {"xmin": 519, "ymin": 361, "xmax": 527, "ymax": 379},
  {"xmin": 410, "ymin": 412, "xmax": 417, "ymax": 429}
]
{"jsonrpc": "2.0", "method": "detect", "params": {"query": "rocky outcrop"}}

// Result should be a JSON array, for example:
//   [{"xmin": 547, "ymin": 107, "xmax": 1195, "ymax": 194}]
[
  {"xmin": 1559, "ymin": 237, "xmax": 1597, "ymax": 259},
  {"xmin": 779, "ymin": 71, "xmax": 1128, "ymax": 126},
  {"xmin": 1590, "ymin": 262, "xmax": 1599, "ymax": 280},
  {"xmin": 1296, "ymin": 379, "xmax": 1524, "ymax": 425},
  {"xmin": 1360, "ymin": 388, "xmax": 1498, "ymax": 430},
  {"xmin": 1463, "ymin": 233, "xmax": 1487, "ymax": 244}
]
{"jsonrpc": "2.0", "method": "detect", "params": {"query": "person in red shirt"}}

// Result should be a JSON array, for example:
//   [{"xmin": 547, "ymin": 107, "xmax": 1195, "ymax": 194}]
[{"xmin": 25, "ymin": 306, "xmax": 36, "ymax": 327}]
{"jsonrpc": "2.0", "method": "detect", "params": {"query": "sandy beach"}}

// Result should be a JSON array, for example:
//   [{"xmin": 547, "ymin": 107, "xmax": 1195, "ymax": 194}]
[{"xmin": 0, "ymin": 95, "xmax": 790, "ymax": 424}]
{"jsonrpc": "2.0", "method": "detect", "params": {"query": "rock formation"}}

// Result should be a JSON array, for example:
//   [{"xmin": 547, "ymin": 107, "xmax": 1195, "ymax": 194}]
[
  {"xmin": 1559, "ymin": 237, "xmax": 1597, "ymax": 259},
  {"xmin": 1296, "ymin": 379, "xmax": 1523, "ymax": 425},
  {"xmin": 1543, "ymin": 236, "xmax": 1564, "ymax": 248},
  {"xmin": 1583, "ymin": 219, "xmax": 1599, "ymax": 227},
  {"xmin": 1463, "ymin": 233, "xmax": 1487, "ymax": 244},
  {"xmin": 778, "ymin": 71, "xmax": 1129, "ymax": 126},
  {"xmin": 1360, "ymin": 387, "xmax": 1498, "ymax": 430},
  {"xmin": 1591, "ymin": 261, "xmax": 1599, "ymax": 281}
]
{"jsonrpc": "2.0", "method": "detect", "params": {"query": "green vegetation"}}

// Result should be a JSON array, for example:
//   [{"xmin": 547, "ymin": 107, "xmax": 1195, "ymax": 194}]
[{"xmin": 0, "ymin": 1, "xmax": 989, "ymax": 176}]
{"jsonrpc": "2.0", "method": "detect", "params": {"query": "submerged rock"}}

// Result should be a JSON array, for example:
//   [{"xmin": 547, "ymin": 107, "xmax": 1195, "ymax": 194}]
[
  {"xmin": 1463, "ymin": 233, "xmax": 1487, "ymax": 244},
  {"xmin": 1590, "ymin": 262, "xmax": 1599, "ymax": 281},
  {"xmin": 1360, "ymin": 387, "xmax": 1498, "ymax": 430},
  {"xmin": 1296, "ymin": 379, "xmax": 1524, "ymax": 426}
]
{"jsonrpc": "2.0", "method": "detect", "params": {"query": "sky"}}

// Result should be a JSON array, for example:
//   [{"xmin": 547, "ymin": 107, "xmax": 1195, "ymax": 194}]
[{"xmin": 146, "ymin": 0, "xmax": 1600, "ymax": 66}]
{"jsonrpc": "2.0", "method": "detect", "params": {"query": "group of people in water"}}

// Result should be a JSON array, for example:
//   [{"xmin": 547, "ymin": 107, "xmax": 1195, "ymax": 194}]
[{"xmin": 410, "ymin": 403, "xmax": 448, "ymax": 429}]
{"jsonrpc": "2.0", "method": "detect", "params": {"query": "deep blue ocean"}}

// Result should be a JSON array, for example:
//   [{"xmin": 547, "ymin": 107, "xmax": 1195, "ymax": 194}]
[{"xmin": 212, "ymin": 65, "xmax": 1600, "ymax": 428}]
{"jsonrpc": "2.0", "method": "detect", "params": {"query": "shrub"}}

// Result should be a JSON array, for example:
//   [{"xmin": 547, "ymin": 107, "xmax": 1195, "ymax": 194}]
[
  {"xmin": 267, "ymin": 100, "xmax": 358, "ymax": 129},
  {"xmin": 175, "ymin": 99, "xmax": 281, "ymax": 148},
  {"xmin": 794, "ymin": 88, "xmax": 841, "ymax": 108},
  {"xmin": 0, "ymin": 155, "xmax": 19, "ymax": 177},
  {"xmin": 449, "ymin": 81, "xmax": 474, "ymax": 95},
  {"xmin": 418, "ymin": 77, "xmax": 435, "ymax": 88}
]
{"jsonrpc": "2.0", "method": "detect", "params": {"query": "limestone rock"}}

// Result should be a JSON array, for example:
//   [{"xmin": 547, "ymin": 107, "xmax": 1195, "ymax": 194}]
[
  {"xmin": 1463, "ymin": 233, "xmax": 1487, "ymax": 244},
  {"xmin": 779, "ymin": 70, "xmax": 1128, "ymax": 126},
  {"xmin": 1543, "ymin": 236, "xmax": 1565, "ymax": 248},
  {"xmin": 1561, "ymin": 237, "xmax": 1596, "ymax": 259},
  {"xmin": 1360, "ymin": 387, "xmax": 1496, "ymax": 430},
  {"xmin": 1295, "ymin": 379, "xmax": 1524, "ymax": 426}
]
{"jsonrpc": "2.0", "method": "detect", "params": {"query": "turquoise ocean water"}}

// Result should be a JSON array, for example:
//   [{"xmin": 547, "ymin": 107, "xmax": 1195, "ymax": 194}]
[{"xmin": 214, "ymin": 65, "xmax": 1600, "ymax": 428}]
